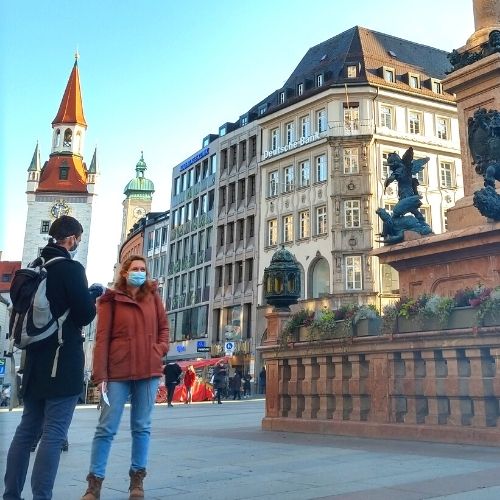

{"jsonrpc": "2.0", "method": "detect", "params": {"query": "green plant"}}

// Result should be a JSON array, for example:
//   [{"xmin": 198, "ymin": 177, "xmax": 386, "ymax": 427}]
[
  {"xmin": 278, "ymin": 309, "xmax": 314, "ymax": 347},
  {"xmin": 477, "ymin": 287, "xmax": 500, "ymax": 325},
  {"xmin": 353, "ymin": 304, "xmax": 380, "ymax": 325},
  {"xmin": 422, "ymin": 295, "xmax": 455, "ymax": 326},
  {"xmin": 381, "ymin": 303, "xmax": 398, "ymax": 334}
]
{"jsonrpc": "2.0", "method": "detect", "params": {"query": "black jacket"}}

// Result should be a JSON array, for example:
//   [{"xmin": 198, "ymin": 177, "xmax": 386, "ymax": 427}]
[
  {"xmin": 163, "ymin": 362, "xmax": 182, "ymax": 384},
  {"xmin": 22, "ymin": 242, "xmax": 96, "ymax": 399}
]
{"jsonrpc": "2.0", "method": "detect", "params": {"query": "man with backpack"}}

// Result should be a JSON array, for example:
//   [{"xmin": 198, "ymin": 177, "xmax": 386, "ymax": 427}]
[{"xmin": 3, "ymin": 215, "xmax": 102, "ymax": 500}]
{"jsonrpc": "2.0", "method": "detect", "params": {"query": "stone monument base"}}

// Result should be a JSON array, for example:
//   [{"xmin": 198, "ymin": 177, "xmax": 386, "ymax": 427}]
[{"xmin": 372, "ymin": 222, "xmax": 500, "ymax": 298}]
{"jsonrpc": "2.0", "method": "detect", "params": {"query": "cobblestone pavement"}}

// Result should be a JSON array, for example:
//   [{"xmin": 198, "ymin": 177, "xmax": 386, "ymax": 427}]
[{"xmin": 2, "ymin": 399, "xmax": 500, "ymax": 499}]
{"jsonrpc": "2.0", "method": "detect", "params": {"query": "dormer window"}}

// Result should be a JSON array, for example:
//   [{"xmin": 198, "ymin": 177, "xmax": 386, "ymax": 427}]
[
  {"xmin": 316, "ymin": 74, "xmax": 323, "ymax": 87},
  {"xmin": 63, "ymin": 128, "xmax": 72, "ymax": 148},
  {"xmin": 219, "ymin": 126, "xmax": 227, "ymax": 137},
  {"xmin": 59, "ymin": 165, "xmax": 69, "ymax": 180},
  {"xmin": 240, "ymin": 115, "xmax": 248, "ymax": 126},
  {"xmin": 431, "ymin": 79, "xmax": 442, "ymax": 94},
  {"xmin": 297, "ymin": 83, "xmax": 304, "ymax": 96},
  {"xmin": 202, "ymin": 137, "xmax": 209, "ymax": 147},
  {"xmin": 279, "ymin": 92, "xmax": 285, "ymax": 104},
  {"xmin": 258, "ymin": 104, "xmax": 267, "ymax": 116},
  {"xmin": 409, "ymin": 73, "xmax": 420, "ymax": 89},
  {"xmin": 383, "ymin": 67, "xmax": 395, "ymax": 83},
  {"xmin": 347, "ymin": 65, "xmax": 357, "ymax": 78}
]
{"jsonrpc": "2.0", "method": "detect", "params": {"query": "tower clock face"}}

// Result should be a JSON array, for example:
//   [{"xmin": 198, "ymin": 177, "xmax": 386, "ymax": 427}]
[
  {"xmin": 50, "ymin": 200, "xmax": 70, "ymax": 218},
  {"xmin": 133, "ymin": 206, "xmax": 146, "ymax": 218}
]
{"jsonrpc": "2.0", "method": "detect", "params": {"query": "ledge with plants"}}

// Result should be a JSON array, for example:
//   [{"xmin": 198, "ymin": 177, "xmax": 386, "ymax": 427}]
[
  {"xmin": 278, "ymin": 304, "xmax": 381, "ymax": 346},
  {"xmin": 382, "ymin": 285, "xmax": 500, "ymax": 334}
]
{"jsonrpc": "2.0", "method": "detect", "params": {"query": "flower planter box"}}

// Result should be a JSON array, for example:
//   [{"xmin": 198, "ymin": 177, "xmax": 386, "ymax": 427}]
[
  {"xmin": 482, "ymin": 310, "xmax": 500, "ymax": 327},
  {"xmin": 447, "ymin": 307, "xmax": 479, "ymax": 329},
  {"xmin": 354, "ymin": 317, "xmax": 382, "ymax": 336},
  {"xmin": 397, "ymin": 316, "xmax": 441, "ymax": 333}
]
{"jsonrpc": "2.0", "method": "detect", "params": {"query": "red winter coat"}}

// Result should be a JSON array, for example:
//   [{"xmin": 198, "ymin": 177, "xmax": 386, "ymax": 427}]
[
  {"xmin": 184, "ymin": 369, "xmax": 196, "ymax": 388},
  {"xmin": 92, "ymin": 287, "xmax": 169, "ymax": 384}
]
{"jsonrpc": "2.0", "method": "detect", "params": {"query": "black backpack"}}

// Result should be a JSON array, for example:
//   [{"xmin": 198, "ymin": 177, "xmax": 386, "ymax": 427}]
[{"xmin": 8, "ymin": 256, "xmax": 69, "ymax": 377}]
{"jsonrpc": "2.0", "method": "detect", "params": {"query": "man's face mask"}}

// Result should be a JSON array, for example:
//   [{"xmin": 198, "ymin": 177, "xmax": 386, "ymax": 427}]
[{"xmin": 68, "ymin": 235, "xmax": 80, "ymax": 259}]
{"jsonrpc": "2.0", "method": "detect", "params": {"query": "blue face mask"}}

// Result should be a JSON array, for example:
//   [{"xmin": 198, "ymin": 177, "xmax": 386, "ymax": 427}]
[{"xmin": 127, "ymin": 271, "xmax": 146, "ymax": 287}]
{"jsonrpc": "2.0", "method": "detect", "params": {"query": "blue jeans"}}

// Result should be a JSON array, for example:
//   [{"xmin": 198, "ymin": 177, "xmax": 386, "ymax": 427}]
[
  {"xmin": 3, "ymin": 394, "xmax": 79, "ymax": 500},
  {"xmin": 89, "ymin": 378, "xmax": 159, "ymax": 478}
]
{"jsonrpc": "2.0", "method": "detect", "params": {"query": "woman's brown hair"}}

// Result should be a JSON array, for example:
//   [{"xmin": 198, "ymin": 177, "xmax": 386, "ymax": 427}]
[{"xmin": 115, "ymin": 255, "xmax": 154, "ymax": 301}]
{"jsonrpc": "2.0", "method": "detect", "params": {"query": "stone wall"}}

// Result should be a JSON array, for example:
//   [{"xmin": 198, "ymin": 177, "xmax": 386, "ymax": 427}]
[{"xmin": 261, "ymin": 313, "xmax": 500, "ymax": 446}]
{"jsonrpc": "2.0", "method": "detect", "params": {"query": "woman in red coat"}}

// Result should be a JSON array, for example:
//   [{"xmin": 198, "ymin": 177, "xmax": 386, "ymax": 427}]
[
  {"xmin": 183, "ymin": 365, "xmax": 196, "ymax": 404},
  {"xmin": 81, "ymin": 255, "xmax": 169, "ymax": 500}
]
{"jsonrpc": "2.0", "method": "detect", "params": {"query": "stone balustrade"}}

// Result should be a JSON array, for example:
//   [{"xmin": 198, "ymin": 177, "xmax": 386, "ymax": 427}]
[{"xmin": 261, "ymin": 311, "xmax": 500, "ymax": 446}]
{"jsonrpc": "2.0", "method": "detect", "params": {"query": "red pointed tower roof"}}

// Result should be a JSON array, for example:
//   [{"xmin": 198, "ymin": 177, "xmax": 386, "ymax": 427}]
[{"xmin": 52, "ymin": 58, "xmax": 87, "ymax": 127}]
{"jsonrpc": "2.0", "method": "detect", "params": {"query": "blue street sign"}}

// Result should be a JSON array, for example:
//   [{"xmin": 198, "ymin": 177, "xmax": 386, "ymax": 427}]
[{"xmin": 0, "ymin": 358, "xmax": 5, "ymax": 376}]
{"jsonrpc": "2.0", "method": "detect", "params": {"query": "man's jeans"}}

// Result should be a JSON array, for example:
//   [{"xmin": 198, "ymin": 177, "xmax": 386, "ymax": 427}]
[
  {"xmin": 3, "ymin": 394, "xmax": 79, "ymax": 500},
  {"xmin": 89, "ymin": 378, "xmax": 159, "ymax": 478}
]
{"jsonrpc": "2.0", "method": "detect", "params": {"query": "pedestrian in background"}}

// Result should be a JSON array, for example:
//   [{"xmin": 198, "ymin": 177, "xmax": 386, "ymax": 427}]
[
  {"xmin": 183, "ymin": 365, "xmax": 196, "ymax": 404},
  {"xmin": 212, "ymin": 362, "xmax": 227, "ymax": 405},
  {"xmin": 163, "ymin": 362, "xmax": 181, "ymax": 407},
  {"xmin": 231, "ymin": 369, "xmax": 242, "ymax": 400},
  {"xmin": 242, "ymin": 373, "xmax": 252, "ymax": 398},
  {"xmin": 259, "ymin": 367, "xmax": 266, "ymax": 395},
  {"xmin": 3, "ymin": 216, "xmax": 99, "ymax": 500},
  {"xmin": 81, "ymin": 255, "xmax": 169, "ymax": 500}
]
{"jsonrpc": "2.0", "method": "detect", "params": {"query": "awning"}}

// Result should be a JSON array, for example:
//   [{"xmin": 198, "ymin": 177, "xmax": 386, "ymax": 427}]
[{"xmin": 176, "ymin": 356, "xmax": 230, "ymax": 371}]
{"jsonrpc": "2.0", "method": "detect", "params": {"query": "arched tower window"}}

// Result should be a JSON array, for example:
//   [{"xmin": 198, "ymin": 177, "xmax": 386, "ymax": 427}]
[
  {"xmin": 54, "ymin": 129, "xmax": 61, "ymax": 148},
  {"xmin": 308, "ymin": 257, "xmax": 330, "ymax": 299},
  {"xmin": 75, "ymin": 131, "xmax": 82, "ymax": 154},
  {"xmin": 63, "ymin": 128, "xmax": 72, "ymax": 148}
]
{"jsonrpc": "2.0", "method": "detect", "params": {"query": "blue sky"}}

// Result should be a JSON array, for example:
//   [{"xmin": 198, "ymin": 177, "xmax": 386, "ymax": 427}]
[{"xmin": 0, "ymin": 0, "xmax": 474, "ymax": 284}]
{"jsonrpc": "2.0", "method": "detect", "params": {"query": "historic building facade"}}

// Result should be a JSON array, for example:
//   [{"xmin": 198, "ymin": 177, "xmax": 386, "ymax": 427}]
[
  {"xmin": 256, "ymin": 26, "xmax": 462, "ymax": 313},
  {"xmin": 21, "ymin": 58, "xmax": 97, "ymax": 269}
]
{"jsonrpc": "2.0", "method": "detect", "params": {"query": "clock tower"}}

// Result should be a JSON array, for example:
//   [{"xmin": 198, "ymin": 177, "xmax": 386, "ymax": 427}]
[
  {"xmin": 121, "ymin": 152, "xmax": 155, "ymax": 243},
  {"xmin": 21, "ymin": 55, "xmax": 97, "ymax": 268}
]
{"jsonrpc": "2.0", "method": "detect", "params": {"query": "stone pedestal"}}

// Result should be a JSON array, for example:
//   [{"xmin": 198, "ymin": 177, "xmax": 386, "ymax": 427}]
[
  {"xmin": 372, "ymin": 222, "xmax": 500, "ymax": 297},
  {"xmin": 443, "ymin": 52, "xmax": 500, "ymax": 230}
]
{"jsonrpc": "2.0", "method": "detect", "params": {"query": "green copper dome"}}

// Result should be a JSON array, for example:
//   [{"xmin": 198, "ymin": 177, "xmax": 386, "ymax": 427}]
[{"xmin": 124, "ymin": 152, "xmax": 155, "ymax": 199}]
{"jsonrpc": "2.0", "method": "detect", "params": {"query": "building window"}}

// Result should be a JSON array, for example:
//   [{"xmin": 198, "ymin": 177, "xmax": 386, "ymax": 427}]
[
  {"xmin": 345, "ymin": 255, "xmax": 362, "ymax": 290},
  {"xmin": 439, "ymin": 161, "xmax": 454, "ymax": 188},
  {"xmin": 316, "ymin": 108, "xmax": 327, "ymax": 133},
  {"xmin": 299, "ymin": 210, "xmax": 310, "ymax": 239},
  {"xmin": 240, "ymin": 141, "xmax": 247, "ymax": 162},
  {"xmin": 267, "ymin": 219, "xmax": 278, "ymax": 246},
  {"xmin": 300, "ymin": 115, "xmax": 310, "ymax": 138},
  {"xmin": 381, "ymin": 151, "xmax": 392, "ymax": 179},
  {"xmin": 63, "ymin": 128, "xmax": 72, "ymax": 147},
  {"xmin": 268, "ymin": 170, "xmax": 279, "ymax": 197},
  {"xmin": 418, "ymin": 206, "xmax": 431, "ymax": 225},
  {"xmin": 343, "ymin": 106, "xmax": 359, "ymax": 132},
  {"xmin": 282, "ymin": 215, "xmax": 293, "ymax": 243},
  {"xmin": 297, "ymin": 83, "xmax": 303, "ymax": 96},
  {"xmin": 380, "ymin": 105, "xmax": 393, "ymax": 129},
  {"xmin": 409, "ymin": 73, "xmax": 420, "ymax": 89},
  {"xmin": 347, "ymin": 65, "xmax": 357, "ymax": 78},
  {"xmin": 248, "ymin": 215, "xmax": 255, "ymax": 237},
  {"xmin": 437, "ymin": 116, "xmax": 450, "ymax": 140},
  {"xmin": 344, "ymin": 200, "xmax": 361, "ymax": 228},
  {"xmin": 409, "ymin": 110, "xmax": 422, "ymax": 134},
  {"xmin": 343, "ymin": 148, "xmax": 359, "ymax": 174},
  {"xmin": 249, "ymin": 174, "xmax": 256, "ymax": 196},
  {"xmin": 271, "ymin": 128, "xmax": 279, "ymax": 150},
  {"xmin": 59, "ymin": 166, "xmax": 69, "ymax": 180},
  {"xmin": 316, "ymin": 74, "xmax": 323, "ymax": 87},
  {"xmin": 383, "ymin": 67, "xmax": 395, "ymax": 83},
  {"xmin": 315, "ymin": 155, "xmax": 327, "ymax": 182},
  {"xmin": 279, "ymin": 91, "xmax": 285, "ymax": 104},
  {"xmin": 283, "ymin": 166, "xmax": 294, "ymax": 192},
  {"xmin": 299, "ymin": 160, "xmax": 310, "ymax": 187},
  {"xmin": 286, "ymin": 122, "xmax": 294, "ymax": 144},
  {"xmin": 40, "ymin": 220, "xmax": 50, "ymax": 233},
  {"xmin": 250, "ymin": 136, "xmax": 257, "ymax": 157},
  {"xmin": 432, "ymin": 79, "xmax": 442, "ymax": 94},
  {"xmin": 316, "ymin": 206, "xmax": 327, "ymax": 235}
]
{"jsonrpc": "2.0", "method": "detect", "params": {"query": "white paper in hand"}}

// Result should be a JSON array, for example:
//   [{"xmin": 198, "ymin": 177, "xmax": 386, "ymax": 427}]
[{"xmin": 102, "ymin": 391, "xmax": 110, "ymax": 406}]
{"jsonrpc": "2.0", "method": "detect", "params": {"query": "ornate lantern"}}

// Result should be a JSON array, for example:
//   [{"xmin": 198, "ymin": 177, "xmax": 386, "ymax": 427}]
[{"xmin": 263, "ymin": 245, "xmax": 301, "ymax": 310}]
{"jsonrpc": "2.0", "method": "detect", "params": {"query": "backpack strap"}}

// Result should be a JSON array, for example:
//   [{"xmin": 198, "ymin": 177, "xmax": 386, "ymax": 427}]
[{"xmin": 50, "ymin": 309, "xmax": 70, "ymax": 378}]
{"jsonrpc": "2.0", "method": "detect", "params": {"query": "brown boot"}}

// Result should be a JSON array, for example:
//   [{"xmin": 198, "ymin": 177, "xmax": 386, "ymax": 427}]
[
  {"xmin": 129, "ymin": 469, "xmax": 146, "ymax": 499},
  {"xmin": 81, "ymin": 473, "xmax": 104, "ymax": 500}
]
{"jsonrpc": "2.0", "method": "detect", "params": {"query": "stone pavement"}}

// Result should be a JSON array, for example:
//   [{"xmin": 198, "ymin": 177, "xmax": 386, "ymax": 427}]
[{"xmin": 2, "ymin": 399, "xmax": 500, "ymax": 499}]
